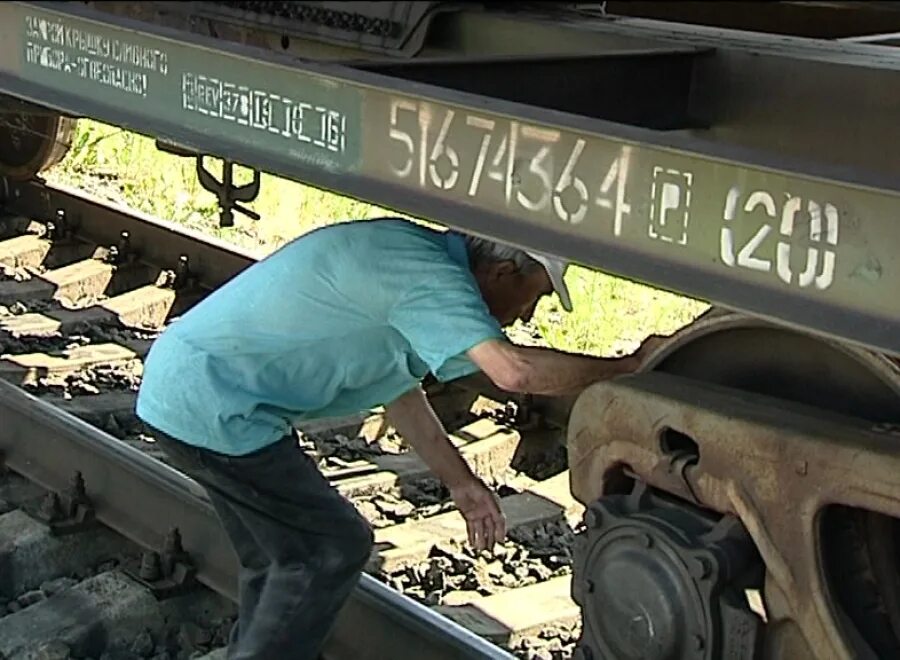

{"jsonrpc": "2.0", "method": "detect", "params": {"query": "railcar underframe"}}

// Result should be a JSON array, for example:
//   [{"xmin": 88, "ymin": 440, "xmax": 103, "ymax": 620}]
[{"xmin": 1, "ymin": 2, "xmax": 899, "ymax": 658}]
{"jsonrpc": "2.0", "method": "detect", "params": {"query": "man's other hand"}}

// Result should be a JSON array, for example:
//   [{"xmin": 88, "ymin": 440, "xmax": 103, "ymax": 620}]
[
  {"xmin": 449, "ymin": 477, "xmax": 507, "ymax": 552},
  {"xmin": 384, "ymin": 387, "xmax": 507, "ymax": 552}
]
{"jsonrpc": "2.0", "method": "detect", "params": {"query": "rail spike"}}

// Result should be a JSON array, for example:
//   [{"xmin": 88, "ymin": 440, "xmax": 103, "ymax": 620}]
[
  {"xmin": 29, "ymin": 471, "xmax": 97, "ymax": 535},
  {"xmin": 124, "ymin": 526, "xmax": 199, "ymax": 599}
]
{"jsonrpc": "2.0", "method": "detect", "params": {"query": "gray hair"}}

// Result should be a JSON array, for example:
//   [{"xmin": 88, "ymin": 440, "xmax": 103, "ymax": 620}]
[{"xmin": 460, "ymin": 234, "xmax": 541, "ymax": 273}]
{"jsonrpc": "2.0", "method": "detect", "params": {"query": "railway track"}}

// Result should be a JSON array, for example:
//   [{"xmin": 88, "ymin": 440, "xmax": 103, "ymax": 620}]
[
  {"xmin": 0, "ymin": 469, "xmax": 237, "ymax": 660},
  {"xmin": 0, "ymin": 178, "xmax": 584, "ymax": 660}
]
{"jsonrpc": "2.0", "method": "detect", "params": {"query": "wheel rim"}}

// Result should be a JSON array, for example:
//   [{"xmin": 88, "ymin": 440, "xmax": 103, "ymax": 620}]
[{"xmin": 642, "ymin": 309, "xmax": 900, "ymax": 656}]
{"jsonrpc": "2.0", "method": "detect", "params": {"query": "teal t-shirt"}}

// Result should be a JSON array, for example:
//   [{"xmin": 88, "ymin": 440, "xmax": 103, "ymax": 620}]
[{"xmin": 135, "ymin": 218, "xmax": 505, "ymax": 456}]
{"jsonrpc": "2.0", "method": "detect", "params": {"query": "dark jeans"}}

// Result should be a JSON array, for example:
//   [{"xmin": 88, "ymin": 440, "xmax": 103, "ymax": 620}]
[{"xmin": 150, "ymin": 428, "xmax": 374, "ymax": 660}]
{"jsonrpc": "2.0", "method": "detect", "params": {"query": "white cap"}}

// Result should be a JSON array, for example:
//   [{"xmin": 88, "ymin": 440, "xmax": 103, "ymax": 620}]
[{"xmin": 525, "ymin": 250, "xmax": 573, "ymax": 312}]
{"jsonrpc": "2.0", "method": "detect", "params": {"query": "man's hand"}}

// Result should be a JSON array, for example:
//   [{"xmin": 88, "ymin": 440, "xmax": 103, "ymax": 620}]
[
  {"xmin": 385, "ymin": 387, "xmax": 507, "ymax": 552},
  {"xmin": 467, "ymin": 331, "xmax": 675, "ymax": 398},
  {"xmin": 467, "ymin": 339, "xmax": 640, "ymax": 397},
  {"xmin": 449, "ymin": 476, "xmax": 507, "ymax": 552}
]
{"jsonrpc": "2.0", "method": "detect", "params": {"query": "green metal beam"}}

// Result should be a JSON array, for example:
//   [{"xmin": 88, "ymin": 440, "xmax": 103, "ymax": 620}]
[{"xmin": 1, "ymin": 2, "xmax": 899, "ymax": 356}]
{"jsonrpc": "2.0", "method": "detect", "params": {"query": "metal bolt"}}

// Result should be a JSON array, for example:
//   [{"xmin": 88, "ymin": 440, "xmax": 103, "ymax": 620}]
[
  {"xmin": 585, "ymin": 509, "xmax": 603, "ymax": 529},
  {"xmin": 640, "ymin": 533, "xmax": 654, "ymax": 549},
  {"xmin": 174, "ymin": 255, "xmax": 190, "ymax": 288},
  {"xmin": 693, "ymin": 634, "xmax": 705, "ymax": 651},
  {"xmin": 40, "ymin": 492, "xmax": 62, "ymax": 522},
  {"xmin": 514, "ymin": 393, "xmax": 532, "ymax": 425},
  {"xmin": 164, "ymin": 528, "xmax": 184, "ymax": 556},
  {"xmin": 139, "ymin": 551, "xmax": 162, "ymax": 581},
  {"xmin": 117, "ymin": 231, "xmax": 131, "ymax": 258},
  {"xmin": 691, "ymin": 557, "xmax": 711, "ymax": 580},
  {"xmin": 161, "ymin": 528, "xmax": 185, "ymax": 577},
  {"xmin": 63, "ymin": 471, "xmax": 87, "ymax": 516},
  {"xmin": 795, "ymin": 460, "xmax": 808, "ymax": 476},
  {"xmin": 68, "ymin": 471, "xmax": 86, "ymax": 499},
  {"xmin": 585, "ymin": 579, "xmax": 595, "ymax": 594},
  {"xmin": 48, "ymin": 208, "xmax": 66, "ymax": 240}
]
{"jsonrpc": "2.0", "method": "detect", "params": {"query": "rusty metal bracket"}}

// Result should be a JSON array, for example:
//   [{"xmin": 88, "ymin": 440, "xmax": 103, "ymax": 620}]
[
  {"xmin": 667, "ymin": 450, "xmax": 702, "ymax": 506},
  {"xmin": 568, "ymin": 371, "xmax": 900, "ymax": 660},
  {"xmin": 124, "ymin": 527, "xmax": 199, "ymax": 599}
]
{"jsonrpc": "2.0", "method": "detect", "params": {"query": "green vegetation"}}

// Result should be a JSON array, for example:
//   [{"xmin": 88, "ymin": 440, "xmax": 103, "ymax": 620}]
[{"xmin": 44, "ymin": 119, "xmax": 708, "ymax": 355}]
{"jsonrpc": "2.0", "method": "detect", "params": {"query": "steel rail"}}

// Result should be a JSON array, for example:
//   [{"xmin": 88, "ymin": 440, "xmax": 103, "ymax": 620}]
[{"xmin": 0, "ymin": 375, "xmax": 514, "ymax": 659}]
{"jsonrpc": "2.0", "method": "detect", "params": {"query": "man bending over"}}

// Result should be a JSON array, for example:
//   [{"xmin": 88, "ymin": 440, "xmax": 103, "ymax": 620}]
[{"xmin": 136, "ymin": 217, "xmax": 657, "ymax": 659}]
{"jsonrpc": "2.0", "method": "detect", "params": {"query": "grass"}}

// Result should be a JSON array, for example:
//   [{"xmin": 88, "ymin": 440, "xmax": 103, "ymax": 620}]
[{"xmin": 43, "ymin": 119, "xmax": 709, "ymax": 356}]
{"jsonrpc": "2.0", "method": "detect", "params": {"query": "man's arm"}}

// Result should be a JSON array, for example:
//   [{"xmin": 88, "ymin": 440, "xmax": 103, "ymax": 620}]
[
  {"xmin": 384, "ymin": 386, "xmax": 506, "ymax": 552},
  {"xmin": 467, "ymin": 335, "xmax": 666, "ymax": 396}
]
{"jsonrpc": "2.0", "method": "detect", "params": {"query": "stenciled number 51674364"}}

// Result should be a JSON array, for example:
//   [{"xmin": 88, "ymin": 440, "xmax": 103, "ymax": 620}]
[{"xmin": 386, "ymin": 97, "xmax": 633, "ymax": 236}]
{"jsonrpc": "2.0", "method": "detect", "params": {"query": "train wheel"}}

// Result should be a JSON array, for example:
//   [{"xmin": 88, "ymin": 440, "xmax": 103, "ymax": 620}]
[
  {"xmin": 573, "ymin": 310, "xmax": 900, "ymax": 658},
  {"xmin": 0, "ymin": 96, "xmax": 75, "ymax": 181}
]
